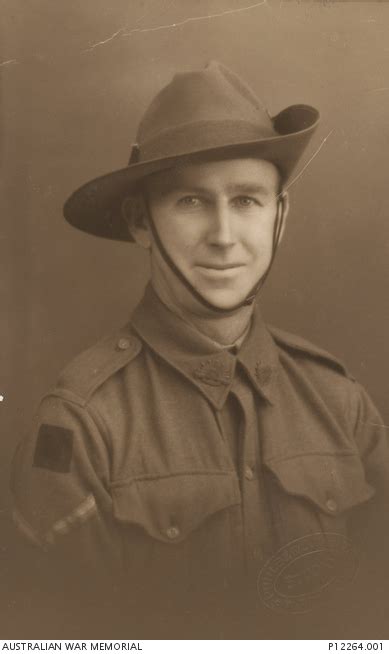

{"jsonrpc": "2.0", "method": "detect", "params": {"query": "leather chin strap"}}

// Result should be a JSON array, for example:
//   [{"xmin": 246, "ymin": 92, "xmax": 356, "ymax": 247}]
[{"xmin": 145, "ymin": 195, "xmax": 286, "ymax": 314}]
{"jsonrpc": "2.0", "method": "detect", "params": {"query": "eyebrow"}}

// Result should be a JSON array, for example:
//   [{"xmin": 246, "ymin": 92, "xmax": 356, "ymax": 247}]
[{"xmin": 225, "ymin": 183, "xmax": 271, "ymax": 196}]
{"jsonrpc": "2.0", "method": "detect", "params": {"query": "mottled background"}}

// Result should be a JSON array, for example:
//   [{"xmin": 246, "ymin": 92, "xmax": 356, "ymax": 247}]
[{"xmin": 1, "ymin": 0, "xmax": 389, "ymax": 630}]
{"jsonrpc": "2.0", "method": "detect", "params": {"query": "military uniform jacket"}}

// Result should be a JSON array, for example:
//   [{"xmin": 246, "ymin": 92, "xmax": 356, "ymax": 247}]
[{"xmin": 11, "ymin": 284, "xmax": 389, "ymax": 632}]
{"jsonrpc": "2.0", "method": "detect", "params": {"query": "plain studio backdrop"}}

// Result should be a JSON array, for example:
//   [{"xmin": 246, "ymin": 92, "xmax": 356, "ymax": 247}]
[{"xmin": 1, "ymin": 0, "xmax": 389, "ymax": 634}]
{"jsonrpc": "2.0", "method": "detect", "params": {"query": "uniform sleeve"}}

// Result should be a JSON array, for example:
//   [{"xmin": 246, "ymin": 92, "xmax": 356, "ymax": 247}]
[
  {"xmin": 348, "ymin": 382, "xmax": 389, "ymax": 570},
  {"xmin": 351, "ymin": 382, "xmax": 389, "ymax": 496},
  {"xmin": 343, "ymin": 381, "xmax": 389, "ymax": 626},
  {"xmin": 11, "ymin": 392, "xmax": 123, "ymax": 592}
]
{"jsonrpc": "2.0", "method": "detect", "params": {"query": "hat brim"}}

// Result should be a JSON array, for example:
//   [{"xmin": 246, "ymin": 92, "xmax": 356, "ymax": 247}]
[{"xmin": 64, "ymin": 104, "xmax": 319, "ymax": 242}]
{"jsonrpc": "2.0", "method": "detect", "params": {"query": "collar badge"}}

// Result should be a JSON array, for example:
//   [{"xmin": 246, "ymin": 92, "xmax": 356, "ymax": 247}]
[
  {"xmin": 254, "ymin": 363, "xmax": 273, "ymax": 386},
  {"xmin": 193, "ymin": 358, "xmax": 232, "ymax": 387}
]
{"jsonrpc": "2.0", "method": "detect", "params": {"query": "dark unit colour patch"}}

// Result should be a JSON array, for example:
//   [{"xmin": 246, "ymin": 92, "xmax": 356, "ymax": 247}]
[{"xmin": 33, "ymin": 424, "xmax": 74, "ymax": 473}]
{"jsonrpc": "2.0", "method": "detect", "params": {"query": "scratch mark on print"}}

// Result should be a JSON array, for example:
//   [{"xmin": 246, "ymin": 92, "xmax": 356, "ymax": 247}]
[
  {"xmin": 0, "ymin": 59, "xmax": 18, "ymax": 67},
  {"xmin": 284, "ymin": 130, "xmax": 334, "ymax": 193},
  {"xmin": 83, "ymin": 1, "xmax": 267, "ymax": 53}
]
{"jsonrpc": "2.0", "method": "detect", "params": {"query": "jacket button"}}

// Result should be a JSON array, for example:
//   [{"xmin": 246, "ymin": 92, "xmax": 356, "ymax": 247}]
[
  {"xmin": 117, "ymin": 337, "xmax": 130, "ymax": 351},
  {"xmin": 244, "ymin": 465, "xmax": 254, "ymax": 481},
  {"xmin": 326, "ymin": 498, "xmax": 338, "ymax": 513},
  {"xmin": 166, "ymin": 526, "xmax": 180, "ymax": 540}
]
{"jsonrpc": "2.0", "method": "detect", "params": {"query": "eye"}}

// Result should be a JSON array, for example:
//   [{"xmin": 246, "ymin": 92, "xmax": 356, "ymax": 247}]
[
  {"xmin": 177, "ymin": 195, "xmax": 202, "ymax": 208},
  {"xmin": 233, "ymin": 196, "xmax": 261, "ymax": 208}
]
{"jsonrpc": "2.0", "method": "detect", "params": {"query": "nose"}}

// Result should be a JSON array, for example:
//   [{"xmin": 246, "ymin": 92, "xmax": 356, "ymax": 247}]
[{"xmin": 207, "ymin": 201, "xmax": 236, "ymax": 248}]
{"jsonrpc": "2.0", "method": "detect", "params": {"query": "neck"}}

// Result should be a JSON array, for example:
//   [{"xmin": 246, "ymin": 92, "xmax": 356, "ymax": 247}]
[
  {"xmin": 151, "ymin": 279, "xmax": 255, "ymax": 346},
  {"xmin": 181, "ymin": 305, "xmax": 254, "ymax": 346}
]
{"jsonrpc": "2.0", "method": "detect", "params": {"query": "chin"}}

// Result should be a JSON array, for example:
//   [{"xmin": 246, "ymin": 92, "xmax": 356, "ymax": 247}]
[{"xmin": 199, "ymin": 289, "xmax": 251, "ymax": 311}]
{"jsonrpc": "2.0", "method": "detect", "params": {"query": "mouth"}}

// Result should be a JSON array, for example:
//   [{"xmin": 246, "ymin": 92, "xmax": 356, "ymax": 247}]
[
  {"xmin": 196, "ymin": 263, "xmax": 245, "ymax": 271},
  {"xmin": 194, "ymin": 264, "xmax": 246, "ymax": 281}
]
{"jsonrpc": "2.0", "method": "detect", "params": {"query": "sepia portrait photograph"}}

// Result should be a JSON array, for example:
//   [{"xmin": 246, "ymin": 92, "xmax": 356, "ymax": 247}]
[{"xmin": 2, "ymin": 0, "xmax": 389, "ymax": 642}]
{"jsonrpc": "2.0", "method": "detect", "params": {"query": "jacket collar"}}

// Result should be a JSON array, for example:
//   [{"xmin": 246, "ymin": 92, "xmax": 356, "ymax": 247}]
[{"xmin": 131, "ymin": 284, "xmax": 279, "ymax": 410}]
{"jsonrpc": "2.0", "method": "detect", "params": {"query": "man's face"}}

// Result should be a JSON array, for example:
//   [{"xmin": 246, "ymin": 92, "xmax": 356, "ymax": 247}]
[{"xmin": 137, "ymin": 158, "xmax": 284, "ymax": 314}]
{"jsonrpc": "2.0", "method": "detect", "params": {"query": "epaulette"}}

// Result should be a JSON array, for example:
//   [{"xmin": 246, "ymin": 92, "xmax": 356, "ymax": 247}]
[
  {"xmin": 56, "ymin": 324, "xmax": 142, "ymax": 405},
  {"xmin": 268, "ymin": 325, "xmax": 354, "ymax": 380}
]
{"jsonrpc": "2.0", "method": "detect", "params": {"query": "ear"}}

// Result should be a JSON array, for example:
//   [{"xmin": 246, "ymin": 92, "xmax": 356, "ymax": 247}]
[
  {"xmin": 121, "ymin": 194, "xmax": 152, "ymax": 249},
  {"xmin": 277, "ymin": 190, "xmax": 289, "ymax": 243}
]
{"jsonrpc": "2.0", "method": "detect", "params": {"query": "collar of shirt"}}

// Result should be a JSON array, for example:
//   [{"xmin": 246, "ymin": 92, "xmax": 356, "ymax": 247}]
[{"xmin": 131, "ymin": 284, "xmax": 279, "ymax": 410}]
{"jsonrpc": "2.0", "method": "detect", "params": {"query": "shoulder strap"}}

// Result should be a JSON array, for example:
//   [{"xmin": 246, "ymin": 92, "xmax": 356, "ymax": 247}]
[
  {"xmin": 269, "ymin": 325, "xmax": 353, "ymax": 379},
  {"xmin": 57, "ymin": 324, "xmax": 142, "ymax": 404}
]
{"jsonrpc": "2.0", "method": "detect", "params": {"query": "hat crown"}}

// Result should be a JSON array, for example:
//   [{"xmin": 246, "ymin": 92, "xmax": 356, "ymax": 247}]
[
  {"xmin": 64, "ymin": 61, "xmax": 320, "ymax": 242},
  {"xmin": 137, "ymin": 61, "xmax": 275, "ymax": 146}
]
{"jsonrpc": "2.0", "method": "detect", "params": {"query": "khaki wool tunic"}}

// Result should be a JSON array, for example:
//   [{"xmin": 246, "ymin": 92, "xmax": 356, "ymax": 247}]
[{"xmin": 11, "ymin": 284, "xmax": 389, "ymax": 637}]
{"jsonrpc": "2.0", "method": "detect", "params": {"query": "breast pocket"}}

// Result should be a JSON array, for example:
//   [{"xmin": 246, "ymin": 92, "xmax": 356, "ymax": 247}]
[
  {"xmin": 110, "ymin": 471, "xmax": 242, "ymax": 599},
  {"xmin": 264, "ymin": 452, "xmax": 375, "ymax": 547}
]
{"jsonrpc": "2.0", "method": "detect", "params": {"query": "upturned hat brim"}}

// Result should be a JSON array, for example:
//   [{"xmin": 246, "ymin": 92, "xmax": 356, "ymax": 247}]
[{"xmin": 64, "ymin": 104, "xmax": 319, "ymax": 242}]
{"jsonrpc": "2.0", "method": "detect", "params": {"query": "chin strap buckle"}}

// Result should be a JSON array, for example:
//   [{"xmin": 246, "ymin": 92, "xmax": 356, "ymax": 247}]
[{"xmin": 242, "ymin": 294, "xmax": 256, "ymax": 306}]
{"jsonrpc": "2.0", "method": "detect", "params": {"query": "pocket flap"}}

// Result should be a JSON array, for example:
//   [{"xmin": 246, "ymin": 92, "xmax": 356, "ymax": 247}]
[
  {"xmin": 265, "ymin": 452, "xmax": 375, "ymax": 515},
  {"xmin": 111, "ymin": 471, "xmax": 241, "ymax": 543}
]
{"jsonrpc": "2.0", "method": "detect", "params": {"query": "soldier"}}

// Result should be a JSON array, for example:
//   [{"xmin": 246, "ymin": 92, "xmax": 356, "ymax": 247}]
[{"xmin": 11, "ymin": 62, "xmax": 389, "ymax": 638}]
